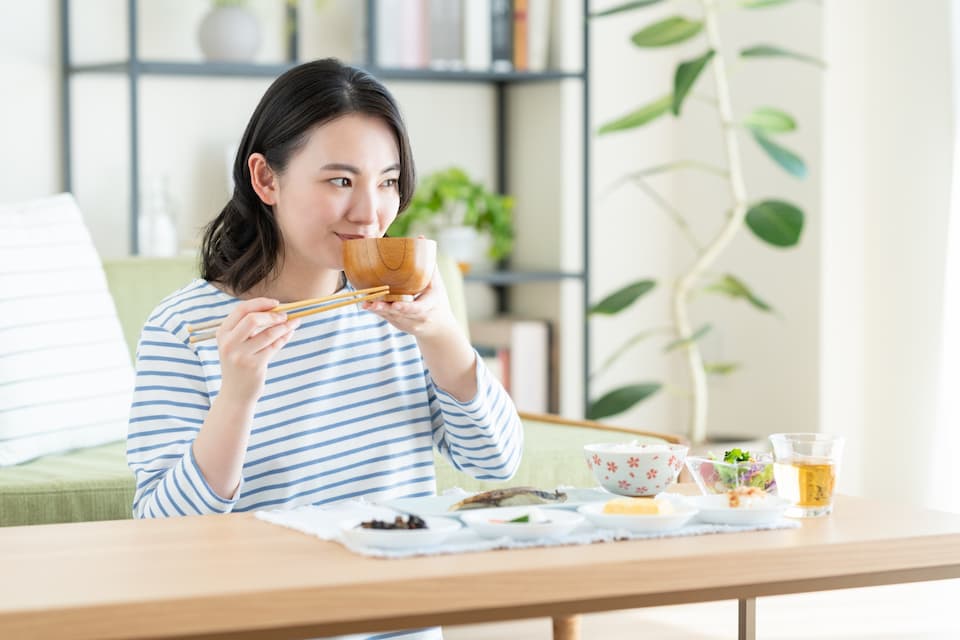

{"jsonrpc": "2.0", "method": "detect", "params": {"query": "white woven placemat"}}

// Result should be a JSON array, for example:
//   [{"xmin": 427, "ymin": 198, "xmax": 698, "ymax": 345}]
[{"xmin": 255, "ymin": 492, "xmax": 800, "ymax": 559}]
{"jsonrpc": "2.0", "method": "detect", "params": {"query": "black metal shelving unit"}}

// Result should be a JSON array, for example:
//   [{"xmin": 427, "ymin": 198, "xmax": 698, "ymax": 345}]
[{"xmin": 60, "ymin": 0, "xmax": 591, "ymax": 413}]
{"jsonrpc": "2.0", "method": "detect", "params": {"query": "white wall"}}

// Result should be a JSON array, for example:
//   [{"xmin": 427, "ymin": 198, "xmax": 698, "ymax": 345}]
[
  {"xmin": 0, "ymin": 1, "xmax": 61, "ymax": 201},
  {"xmin": 589, "ymin": 1, "xmax": 822, "ymax": 442},
  {"xmin": 589, "ymin": 0, "xmax": 684, "ymax": 436},
  {"xmin": 822, "ymin": 0, "xmax": 955, "ymax": 503}
]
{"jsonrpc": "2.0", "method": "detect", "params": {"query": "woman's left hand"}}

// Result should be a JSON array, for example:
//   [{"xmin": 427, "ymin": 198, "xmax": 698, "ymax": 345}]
[
  {"xmin": 361, "ymin": 267, "xmax": 459, "ymax": 339},
  {"xmin": 364, "ymin": 266, "xmax": 478, "ymax": 401}
]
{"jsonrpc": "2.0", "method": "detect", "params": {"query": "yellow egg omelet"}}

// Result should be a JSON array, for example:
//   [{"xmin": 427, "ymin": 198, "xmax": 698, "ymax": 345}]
[{"xmin": 602, "ymin": 497, "xmax": 674, "ymax": 516}]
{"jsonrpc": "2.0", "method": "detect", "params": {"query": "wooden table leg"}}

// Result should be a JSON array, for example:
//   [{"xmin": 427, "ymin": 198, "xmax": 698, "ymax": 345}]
[
  {"xmin": 552, "ymin": 614, "xmax": 581, "ymax": 640},
  {"xmin": 738, "ymin": 597, "xmax": 756, "ymax": 640}
]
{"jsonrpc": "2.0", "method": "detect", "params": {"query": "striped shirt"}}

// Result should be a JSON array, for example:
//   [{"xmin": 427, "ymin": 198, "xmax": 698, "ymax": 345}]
[{"xmin": 127, "ymin": 279, "xmax": 523, "ymax": 519}]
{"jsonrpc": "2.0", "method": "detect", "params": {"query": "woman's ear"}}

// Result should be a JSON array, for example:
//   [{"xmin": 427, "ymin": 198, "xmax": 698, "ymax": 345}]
[{"xmin": 248, "ymin": 153, "xmax": 277, "ymax": 205}]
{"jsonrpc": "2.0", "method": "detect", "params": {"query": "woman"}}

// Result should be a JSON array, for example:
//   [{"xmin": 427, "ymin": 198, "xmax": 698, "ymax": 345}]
[{"xmin": 127, "ymin": 59, "xmax": 522, "ymax": 531}]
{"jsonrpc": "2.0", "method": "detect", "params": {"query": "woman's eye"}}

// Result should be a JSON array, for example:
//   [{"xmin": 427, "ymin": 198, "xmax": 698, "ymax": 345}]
[
  {"xmin": 330, "ymin": 177, "xmax": 351, "ymax": 187},
  {"xmin": 382, "ymin": 178, "xmax": 398, "ymax": 188}
]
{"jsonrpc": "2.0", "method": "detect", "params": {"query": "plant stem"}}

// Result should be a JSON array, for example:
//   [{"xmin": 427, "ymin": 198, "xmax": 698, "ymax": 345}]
[
  {"xmin": 690, "ymin": 93, "xmax": 719, "ymax": 107},
  {"xmin": 632, "ymin": 177, "xmax": 704, "ymax": 253},
  {"xmin": 590, "ymin": 326, "xmax": 675, "ymax": 380},
  {"xmin": 631, "ymin": 159, "xmax": 729, "ymax": 179},
  {"xmin": 598, "ymin": 171, "xmax": 705, "ymax": 254},
  {"xmin": 674, "ymin": 0, "xmax": 750, "ymax": 444}
]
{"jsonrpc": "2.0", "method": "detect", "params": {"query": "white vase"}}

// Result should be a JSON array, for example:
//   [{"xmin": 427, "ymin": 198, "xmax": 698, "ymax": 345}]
[
  {"xmin": 197, "ymin": 6, "xmax": 261, "ymax": 63},
  {"xmin": 138, "ymin": 176, "xmax": 179, "ymax": 257},
  {"xmin": 437, "ymin": 226, "xmax": 494, "ymax": 273}
]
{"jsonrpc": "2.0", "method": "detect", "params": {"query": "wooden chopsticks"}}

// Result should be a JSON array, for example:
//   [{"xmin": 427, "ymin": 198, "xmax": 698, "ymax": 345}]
[{"xmin": 187, "ymin": 285, "xmax": 390, "ymax": 344}]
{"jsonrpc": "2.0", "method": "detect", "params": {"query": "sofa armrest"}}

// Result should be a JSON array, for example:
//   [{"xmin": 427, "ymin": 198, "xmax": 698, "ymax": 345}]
[{"xmin": 102, "ymin": 256, "xmax": 200, "ymax": 360}]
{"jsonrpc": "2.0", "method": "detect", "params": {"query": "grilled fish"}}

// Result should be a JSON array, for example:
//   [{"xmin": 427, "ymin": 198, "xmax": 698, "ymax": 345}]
[{"xmin": 448, "ymin": 487, "xmax": 567, "ymax": 511}]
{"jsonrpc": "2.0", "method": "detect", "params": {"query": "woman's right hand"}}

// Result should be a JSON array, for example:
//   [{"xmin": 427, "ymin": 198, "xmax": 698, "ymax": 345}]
[{"xmin": 215, "ymin": 298, "xmax": 301, "ymax": 403}]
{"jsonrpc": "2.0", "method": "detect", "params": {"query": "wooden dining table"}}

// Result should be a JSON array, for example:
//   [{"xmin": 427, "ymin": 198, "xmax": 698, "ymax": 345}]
[{"xmin": 2, "ymin": 489, "xmax": 959, "ymax": 640}]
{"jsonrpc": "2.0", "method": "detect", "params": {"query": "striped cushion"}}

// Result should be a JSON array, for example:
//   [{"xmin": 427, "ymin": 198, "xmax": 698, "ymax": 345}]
[{"xmin": 0, "ymin": 194, "xmax": 133, "ymax": 466}]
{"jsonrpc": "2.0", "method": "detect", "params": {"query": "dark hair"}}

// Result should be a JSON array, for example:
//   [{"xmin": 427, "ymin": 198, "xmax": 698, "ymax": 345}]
[{"xmin": 200, "ymin": 58, "xmax": 416, "ymax": 294}]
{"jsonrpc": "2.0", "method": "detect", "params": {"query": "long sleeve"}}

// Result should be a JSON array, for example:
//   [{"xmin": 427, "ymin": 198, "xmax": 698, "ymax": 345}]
[
  {"xmin": 127, "ymin": 279, "xmax": 511, "ymax": 516},
  {"xmin": 430, "ymin": 354, "xmax": 523, "ymax": 481},
  {"xmin": 127, "ymin": 323, "xmax": 238, "ymax": 518}
]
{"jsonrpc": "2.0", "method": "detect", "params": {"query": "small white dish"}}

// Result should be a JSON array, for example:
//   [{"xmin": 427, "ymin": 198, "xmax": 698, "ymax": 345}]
[
  {"xmin": 378, "ymin": 495, "xmax": 459, "ymax": 518},
  {"xmin": 684, "ymin": 494, "xmax": 790, "ymax": 526},
  {"xmin": 459, "ymin": 506, "xmax": 584, "ymax": 540},
  {"xmin": 339, "ymin": 516, "xmax": 461, "ymax": 550},
  {"xmin": 577, "ymin": 501, "xmax": 698, "ymax": 533}
]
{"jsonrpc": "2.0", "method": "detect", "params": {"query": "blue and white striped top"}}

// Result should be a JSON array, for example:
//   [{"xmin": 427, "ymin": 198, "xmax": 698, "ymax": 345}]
[{"xmin": 127, "ymin": 279, "xmax": 523, "ymax": 519}]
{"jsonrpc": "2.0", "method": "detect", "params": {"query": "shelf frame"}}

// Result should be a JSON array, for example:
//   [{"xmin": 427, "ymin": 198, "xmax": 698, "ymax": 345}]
[{"xmin": 60, "ymin": 0, "xmax": 593, "ymax": 413}]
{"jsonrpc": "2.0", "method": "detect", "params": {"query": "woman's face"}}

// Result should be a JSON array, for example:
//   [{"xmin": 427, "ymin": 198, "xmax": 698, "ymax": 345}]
[{"xmin": 270, "ymin": 113, "xmax": 401, "ymax": 271}]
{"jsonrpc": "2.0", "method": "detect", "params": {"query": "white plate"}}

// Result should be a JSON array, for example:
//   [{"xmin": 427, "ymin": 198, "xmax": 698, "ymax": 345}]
[
  {"xmin": 339, "ymin": 516, "xmax": 461, "ymax": 550},
  {"xmin": 577, "ymin": 501, "xmax": 698, "ymax": 533},
  {"xmin": 684, "ymin": 494, "xmax": 790, "ymax": 526},
  {"xmin": 382, "ymin": 488, "xmax": 611, "ymax": 518},
  {"xmin": 459, "ymin": 507, "xmax": 585, "ymax": 540}
]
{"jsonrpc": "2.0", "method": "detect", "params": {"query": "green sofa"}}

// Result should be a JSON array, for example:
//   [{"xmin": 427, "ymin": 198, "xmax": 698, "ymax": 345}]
[{"xmin": 0, "ymin": 256, "xmax": 681, "ymax": 527}]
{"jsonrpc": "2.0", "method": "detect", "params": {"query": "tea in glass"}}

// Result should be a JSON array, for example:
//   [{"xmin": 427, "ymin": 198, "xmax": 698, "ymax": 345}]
[{"xmin": 769, "ymin": 433, "xmax": 844, "ymax": 517}]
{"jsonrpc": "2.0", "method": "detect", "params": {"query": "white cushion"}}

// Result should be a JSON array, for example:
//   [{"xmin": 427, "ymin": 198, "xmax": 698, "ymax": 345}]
[{"xmin": 0, "ymin": 194, "xmax": 133, "ymax": 465}]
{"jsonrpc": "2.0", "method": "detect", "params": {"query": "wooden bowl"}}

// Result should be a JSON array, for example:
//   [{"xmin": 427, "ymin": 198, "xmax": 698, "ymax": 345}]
[{"xmin": 342, "ymin": 237, "xmax": 436, "ymax": 301}]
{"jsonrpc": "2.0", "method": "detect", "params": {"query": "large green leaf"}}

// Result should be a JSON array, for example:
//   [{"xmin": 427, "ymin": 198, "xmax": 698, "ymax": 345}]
[
  {"xmin": 663, "ymin": 324, "xmax": 712, "ymax": 352},
  {"xmin": 591, "ymin": 0, "xmax": 665, "ymax": 18},
  {"xmin": 704, "ymin": 362, "xmax": 741, "ymax": 375},
  {"xmin": 588, "ymin": 383, "xmax": 662, "ymax": 420},
  {"xmin": 631, "ymin": 16, "xmax": 703, "ymax": 47},
  {"xmin": 745, "ymin": 200, "xmax": 804, "ymax": 247},
  {"xmin": 751, "ymin": 130, "xmax": 807, "ymax": 178},
  {"xmin": 703, "ymin": 274, "xmax": 773, "ymax": 312},
  {"xmin": 739, "ymin": 0, "xmax": 794, "ymax": 8},
  {"xmin": 590, "ymin": 280, "xmax": 656, "ymax": 315},
  {"xmin": 597, "ymin": 94, "xmax": 672, "ymax": 134},
  {"xmin": 742, "ymin": 106, "xmax": 796, "ymax": 133},
  {"xmin": 673, "ymin": 50, "xmax": 715, "ymax": 115},
  {"xmin": 740, "ymin": 44, "xmax": 826, "ymax": 68}
]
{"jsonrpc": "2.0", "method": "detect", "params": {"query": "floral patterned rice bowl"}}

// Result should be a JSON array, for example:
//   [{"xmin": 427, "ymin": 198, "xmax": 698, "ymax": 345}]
[{"xmin": 583, "ymin": 442, "xmax": 689, "ymax": 497}]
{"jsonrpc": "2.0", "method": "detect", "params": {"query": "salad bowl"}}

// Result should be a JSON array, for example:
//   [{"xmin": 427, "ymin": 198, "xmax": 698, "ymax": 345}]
[{"xmin": 685, "ymin": 449, "xmax": 777, "ymax": 496}]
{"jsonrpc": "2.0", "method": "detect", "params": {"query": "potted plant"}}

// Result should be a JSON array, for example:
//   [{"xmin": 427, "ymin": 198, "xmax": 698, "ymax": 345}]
[
  {"xmin": 388, "ymin": 167, "xmax": 514, "ymax": 272},
  {"xmin": 589, "ymin": 0, "xmax": 823, "ymax": 444}
]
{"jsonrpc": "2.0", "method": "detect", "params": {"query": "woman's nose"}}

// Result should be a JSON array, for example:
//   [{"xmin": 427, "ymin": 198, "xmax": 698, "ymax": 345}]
[{"xmin": 347, "ymin": 186, "xmax": 379, "ymax": 225}]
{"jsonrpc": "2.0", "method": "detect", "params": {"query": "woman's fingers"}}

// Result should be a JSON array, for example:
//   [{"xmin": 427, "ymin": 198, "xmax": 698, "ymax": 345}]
[
  {"xmin": 217, "ymin": 298, "xmax": 279, "ymax": 333},
  {"xmin": 259, "ymin": 322, "xmax": 297, "ymax": 359},
  {"xmin": 215, "ymin": 300, "xmax": 299, "ymax": 402},
  {"xmin": 246, "ymin": 318, "xmax": 301, "ymax": 354},
  {"xmin": 223, "ymin": 309, "xmax": 289, "ymax": 342}
]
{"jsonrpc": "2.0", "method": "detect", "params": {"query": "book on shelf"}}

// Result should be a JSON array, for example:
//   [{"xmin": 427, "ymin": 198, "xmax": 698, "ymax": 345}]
[
  {"xmin": 371, "ymin": 0, "xmax": 553, "ymax": 74},
  {"xmin": 429, "ymin": 0, "xmax": 464, "ymax": 69},
  {"xmin": 374, "ymin": 0, "xmax": 429, "ymax": 69},
  {"xmin": 469, "ymin": 317, "xmax": 551, "ymax": 414},
  {"xmin": 462, "ymin": 0, "xmax": 492, "ymax": 71},
  {"xmin": 512, "ymin": 0, "xmax": 528, "ymax": 72},
  {"xmin": 526, "ymin": 0, "xmax": 551, "ymax": 72},
  {"xmin": 490, "ymin": 0, "xmax": 514, "ymax": 71}
]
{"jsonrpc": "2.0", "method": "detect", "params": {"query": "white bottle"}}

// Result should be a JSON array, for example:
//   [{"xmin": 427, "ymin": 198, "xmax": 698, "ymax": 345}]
[{"xmin": 138, "ymin": 175, "xmax": 179, "ymax": 257}]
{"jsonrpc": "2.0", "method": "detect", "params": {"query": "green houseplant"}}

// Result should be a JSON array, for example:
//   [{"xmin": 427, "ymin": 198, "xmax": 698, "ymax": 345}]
[
  {"xmin": 388, "ymin": 167, "xmax": 514, "ymax": 266},
  {"xmin": 589, "ymin": 0, "xmax": 822, "ymax": 443}
]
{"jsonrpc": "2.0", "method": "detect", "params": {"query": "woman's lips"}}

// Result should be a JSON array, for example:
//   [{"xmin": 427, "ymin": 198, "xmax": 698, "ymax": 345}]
[{"xmin": 336, "ymin": 233, "xmax": 367, "ymax": 241}]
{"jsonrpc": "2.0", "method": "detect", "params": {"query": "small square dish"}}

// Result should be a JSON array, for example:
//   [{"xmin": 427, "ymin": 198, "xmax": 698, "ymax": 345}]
[
  {"xmin": 684, "ymin": 493, "xmax": 790, "ymax": 526},
  {"xmin": 577, "ymin": 499, "xmax": 698, "ymax": 533},
  {"xmin": 338, "ymin": 515, "xmax": 461, "ymax": 550},
  {"xmin": 459, "ymin": 506, "xmax": 584, "ymax": 540}
]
